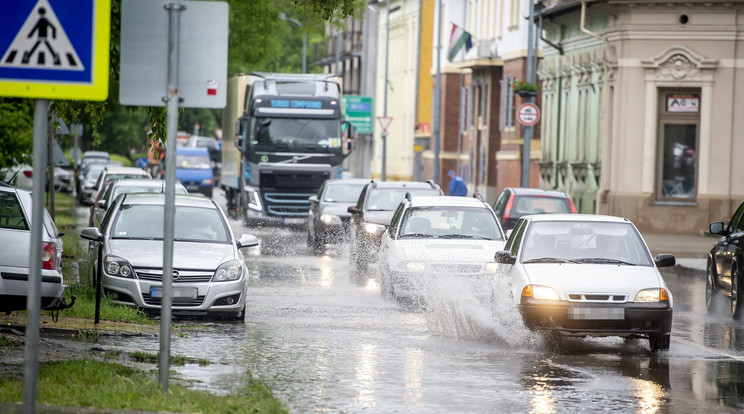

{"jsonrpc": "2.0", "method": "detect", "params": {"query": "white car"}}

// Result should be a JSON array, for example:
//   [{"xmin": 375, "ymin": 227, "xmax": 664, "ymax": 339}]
[
  {"xmin": 378, "ymin": 194, "xmax": 506, "ymax": 305},
  {"xmin": 494, "ymin": 214, "xmax": 676, "ymax": 352}
]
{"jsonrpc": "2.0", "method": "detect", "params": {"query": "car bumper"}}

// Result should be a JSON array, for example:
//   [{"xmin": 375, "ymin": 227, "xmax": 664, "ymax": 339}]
[
  {"xmin": 103, "ymin": 272, "xmax": 246, "ymax": 314},
  {"xmin": 312, "ymin": 221, "xmax": 347, "ymax": 244},
  {"xmin": 519, "ymin": 299, "xmax": 673, "ymax": 336},
  {"xmin": 0, "ymin": 270, "xmax": 67, "ymax": 312}
]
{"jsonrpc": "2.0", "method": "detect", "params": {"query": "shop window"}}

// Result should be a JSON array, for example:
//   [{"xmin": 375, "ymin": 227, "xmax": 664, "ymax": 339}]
[{"xmin": 656, "ymin": 89, "xmax": 700, "ymax": 201}]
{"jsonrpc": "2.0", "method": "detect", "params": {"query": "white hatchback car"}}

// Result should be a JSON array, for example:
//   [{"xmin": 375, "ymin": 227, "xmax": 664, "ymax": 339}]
[
  {"xmin": 378, "ymin": 194, "xmax": 506, "ymax": 305},
  {"xmin": 494, "ymin": 214, "xmax": 676, "ymax": 352}
]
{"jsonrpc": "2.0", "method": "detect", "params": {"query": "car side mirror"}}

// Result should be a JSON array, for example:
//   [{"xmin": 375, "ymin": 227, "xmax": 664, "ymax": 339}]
[
  {"xmin": 97, "ymin": 199, "xmax": 107, "ymax": 209},
  {"xmin": 80, "ymin": 227, "xmax": 103, "ymax": 242},
  {"xmin": 494, "ymin": 250, "xmax": 516, "ymax": 265},
  {"xmin": 654, "ymin": 254, "xmax": 675, "ymax": 268},
  {"xmin": 348, "ymin": 206, "xmax": 359, "ymax": 214},
  {"xmin": 237, "ymin": 234, "xmax": 259, "ymax": 249},
  {"xmin": 308, "ymin": 195, "xmax": 318, "ymax": 204},
  {"xmin": 710, "ymin": 221, "xmax": 725, "ymax": 235}
]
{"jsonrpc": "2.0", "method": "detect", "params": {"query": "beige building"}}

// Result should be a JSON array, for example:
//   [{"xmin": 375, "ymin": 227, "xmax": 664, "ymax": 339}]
[{"xmin": 539, "ymin": 0, "xmax": 744, "ymax": 234}]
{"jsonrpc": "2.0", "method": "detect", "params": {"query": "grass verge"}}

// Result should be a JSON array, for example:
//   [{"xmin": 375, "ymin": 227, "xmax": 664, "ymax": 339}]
[{"xmin": 0, "ymin": 359, "xmax": 288, "ymax": 413}]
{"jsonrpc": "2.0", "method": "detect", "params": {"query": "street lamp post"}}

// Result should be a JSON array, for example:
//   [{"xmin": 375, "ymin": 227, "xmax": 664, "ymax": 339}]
[{"xmin": 279, "ymin": 12, "xmax": 306, "ymax": 73}]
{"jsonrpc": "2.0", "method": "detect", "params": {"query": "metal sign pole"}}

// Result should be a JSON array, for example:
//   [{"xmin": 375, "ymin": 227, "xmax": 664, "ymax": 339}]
[
  {"xmin": 159, "ymin": 1, "xmax": 184, "ymax": 392},
  {"xmin": 521, "ymin": 0, "xmax": 536, "ymax": 188},
  {"xmin": 23, "ymin": 99, "xmax": 49, "ymax": 414}
]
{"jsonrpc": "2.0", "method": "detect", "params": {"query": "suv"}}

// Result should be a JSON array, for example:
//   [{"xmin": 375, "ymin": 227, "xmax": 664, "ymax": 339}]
[
  {"xmin": 347, "ymin": 180, "xmax": 442, "ymax": 280},
  {"xmin": 492, "ymin": 187, "xmax": 576, "ymax": 232},
  {"xmin": 378, "ymin": 194, "xmax": 506, "ymax": 304},
  {"xmin": 0, "ymin": 185, "xmax": 72, "ymax": 312}
]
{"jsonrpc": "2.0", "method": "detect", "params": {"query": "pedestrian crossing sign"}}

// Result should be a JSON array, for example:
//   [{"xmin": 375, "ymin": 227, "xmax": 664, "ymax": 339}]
[{"xmin": 0, "ymin": 0, "xmax": 111, "ymax": 100}]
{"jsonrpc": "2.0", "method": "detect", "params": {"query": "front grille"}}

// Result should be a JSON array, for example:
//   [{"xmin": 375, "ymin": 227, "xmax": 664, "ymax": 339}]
[
  {"xmin": 142, "ymin": 294, "xmax": 205, "ymax": 307},
  {"xmin": 428, "ymin": 263, "xmax": 482, "ymax": 274},
  {"xmin": 567, "ymin": 293, "xmax": 627, "ymax": 302},
  {"xmin": 134, "ymin": 267, "xmax": 213, "ymax": 283},
  {"xmin": 263, "ymin": 192, "xmax": 314, "ymax": 217}
]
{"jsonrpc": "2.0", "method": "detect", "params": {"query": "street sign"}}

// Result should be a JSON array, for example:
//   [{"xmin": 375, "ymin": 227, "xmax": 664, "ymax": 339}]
[
  {"xmin": 0, "ymin": 0, "xmax": 111, "ymax": 100},
  {"xmin": 517, "ymin": 103, "xmax": 540, "ymax": 126},
  {"xmin": 120, "ymin": 0, "xmax": 229, "ymax": 108},
  {"xmin": 377, "ymin": 116, "xmax": 393, "ymax": 132},
  {"xmin": 343, "ymin": 95, "xmax": 373, "ymax": 134}
]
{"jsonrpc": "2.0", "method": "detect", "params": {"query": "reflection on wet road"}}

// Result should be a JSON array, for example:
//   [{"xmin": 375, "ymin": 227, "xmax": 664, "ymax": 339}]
[{"xmin": 98, "ymin": 213, "xmax": 744, "ymax": 413}]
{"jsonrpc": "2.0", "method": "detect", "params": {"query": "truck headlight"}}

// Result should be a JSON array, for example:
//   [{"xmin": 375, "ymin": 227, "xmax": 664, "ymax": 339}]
[{"xmin": 213, "ymin": 259, "xmax": 243, "ymax": 282}]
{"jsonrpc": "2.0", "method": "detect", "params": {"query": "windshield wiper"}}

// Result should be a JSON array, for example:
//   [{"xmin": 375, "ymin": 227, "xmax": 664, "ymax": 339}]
[
  {"xmin": 400, "ymin": 233, "xmax": 432, "ymax": 239},
  {"xmin": 438, "ymin": 234, "xmax": 475, "ymax": 239},
  {"xmin": 575, "ymin": 257, "xmax": 636, "ymax": 266},
  {"xmin": 523, "ymin": 257, "xmax": 581, "ymax": 264}
]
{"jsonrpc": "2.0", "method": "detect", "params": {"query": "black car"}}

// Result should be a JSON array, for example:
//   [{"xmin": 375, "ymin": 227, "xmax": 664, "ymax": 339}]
[
  {"xmin": 491, "ymin": 187, "xmax": 576, "ymax": 232},
  {"xmin": 307, "ymin": 178, "xmax": 369, "ymax": 255},
  {"xmin": 707, "ymin": 200, "xmax": 744, "ymax": 319},
  {"xmin": 347, "ymin": 180, "xmax": 442, "ymax": 281}
]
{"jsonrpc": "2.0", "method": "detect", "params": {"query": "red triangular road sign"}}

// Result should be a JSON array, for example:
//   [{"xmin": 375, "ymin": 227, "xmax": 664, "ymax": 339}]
[{"xmin": 377, "ymin": 116, "xmax": 393, "ymax": 132}]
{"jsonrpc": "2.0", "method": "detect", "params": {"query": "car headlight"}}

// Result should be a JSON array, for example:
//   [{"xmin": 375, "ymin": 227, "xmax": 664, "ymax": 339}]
[
  {"xmin": 483, "ymin": 262, "xmax": 499, "ymax": 273},
  {"xmin": 634, "ymin": 288, "xmax": 669, "ymax": 302},
  {"xmin": 404, "ymin": 261, "xmax": 426, "ymax": 272},
  {"xmin": 103, "ymin": 255, "xmax": 135, "ymax": 278},
  {"xmin": 364, "ymin": 222, "xmax": 386, "ymax": 234},
  {"xmin": 213, "ymin": 259, "xmax": 243, "ymax": 282},
  {"xmin": 320, "ymin": 214, "xmax": 341, "ymax": 225},
  {"xmin": 201, "ymin": 178, "xmax": 213, "ymax": 185},
  {"xmin": 521, "ymin": 284, "xmax": 560, "ymax": 300}
]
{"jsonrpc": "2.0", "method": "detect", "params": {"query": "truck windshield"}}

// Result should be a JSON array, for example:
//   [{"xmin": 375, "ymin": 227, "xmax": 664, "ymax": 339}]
[{"xmin": 250, "ymin": 117, "xmax": 341, "ymax": 152}]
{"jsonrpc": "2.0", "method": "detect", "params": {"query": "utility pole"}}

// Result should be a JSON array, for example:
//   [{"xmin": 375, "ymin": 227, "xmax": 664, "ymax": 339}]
[
  {"xmin": 521, "ymin": 0, "xmax": 536, "ymax": 187},
  {"xmin": 433, "ymin": 0, "xmax": 442, "ymax": 185}
]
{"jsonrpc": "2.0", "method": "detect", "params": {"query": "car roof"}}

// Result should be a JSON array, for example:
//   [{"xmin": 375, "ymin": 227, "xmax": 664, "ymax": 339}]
[
  {"xmin": 325, "ymin": 178, "xmax": 371, "ymax": 186},
  {"xmin": 505, "ymin": 187, "xmax": 570, "ymax": 197},
  {"xmin": 82, "ymin": 151, "xmax": 110, "ymax": 158},
  {"xmin": 367, "ymin": 180, "xmax": 440, "ymax": 190},
  {"xmin": 526, "ymin": 213, "xmax": 630, "ymax": 223},
  {"xmin": 109, "ymin": 178, "xmax": 181, "ymax": 188},
  {"xmin": 122, "ymin": 192, "xmax": 215, "ymax": 208},
  {"xmin": 407, "ymin": 195, "xmax": 488, "ymax": 208},
  {"xmin": 103, "ymin": 166, "xmax": 148, "ymax": 174}
]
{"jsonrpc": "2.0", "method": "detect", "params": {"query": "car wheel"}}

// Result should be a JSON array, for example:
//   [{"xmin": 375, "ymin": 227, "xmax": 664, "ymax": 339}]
[
  {"xmin": 380, "ymin": 271, "xmax": 393, "ymax": 299},
  {"xmin": 349, "ymin": 243, "xmax": 367, "ymax": 283},
  {"xmin": 649, "ymin": 333, "xmax": 671, "ymax": 352},
  {"xmin": 308, "ymin": 232, "xmax": 324, "ymax": 256},
  {"xmin": 732, "ymin": 265, "xmax": 742, "ymax": 320},
  {"xmin": 706, "ymin": 259, "xmax": 720, "ymax": 312}
]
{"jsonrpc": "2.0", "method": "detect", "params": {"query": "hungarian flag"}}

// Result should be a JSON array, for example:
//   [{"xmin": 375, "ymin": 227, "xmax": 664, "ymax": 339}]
[{"xmin": 447, "ymin": 23, "xmax": 473, "ymax": 62}]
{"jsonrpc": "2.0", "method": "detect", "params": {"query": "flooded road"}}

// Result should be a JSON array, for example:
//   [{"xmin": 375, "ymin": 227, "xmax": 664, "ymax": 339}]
[{"xmin": 81, "ymin": 199, "xmax": 744, "ymax": 413}]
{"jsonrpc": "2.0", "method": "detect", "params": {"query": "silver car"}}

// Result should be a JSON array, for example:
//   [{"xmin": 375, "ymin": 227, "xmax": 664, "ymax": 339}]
[
  {"xmin": 89, "ymin": 178, "xmax": 188, "ymax": 228},
  {"xmin": 80, "ymin": 193, "xmax": 258, "ymax": 320},
  {"xmin": 0, "ymin": 185, "xmax": 70, "ymax": 312}
]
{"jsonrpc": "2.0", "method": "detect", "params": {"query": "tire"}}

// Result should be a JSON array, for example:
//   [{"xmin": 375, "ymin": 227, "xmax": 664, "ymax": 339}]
[
  {"xmin": 379, "ymin": 269, "xmax": 393, "ymax": 299},
  {"xmin": 649, "ymin": 333, "xmax": 671, "ymax": 352},
  {"xmin": 349, "ymin": 242, "xmax": 367, "ymax": 283},
  {"xmin": 732, "ymin": 265, "xmax": 742, "ymax": 320},
  {"xmin": 308, "ymin": 232, "xmax": 324, "ymax": 256},
  {"xmin": 705, "ymin": 259, "xmax": 720, "ymax": 312}
]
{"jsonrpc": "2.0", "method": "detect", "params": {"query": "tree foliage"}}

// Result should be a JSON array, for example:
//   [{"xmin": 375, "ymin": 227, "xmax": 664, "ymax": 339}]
[{"xmin": 0, "ymin": 0, "xmax": 360, "ymax": 169}]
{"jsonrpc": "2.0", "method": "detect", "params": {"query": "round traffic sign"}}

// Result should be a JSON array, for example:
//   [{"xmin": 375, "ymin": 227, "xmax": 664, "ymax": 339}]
[{"xmin": 517, "ymin": 103, "xmax": 540, "ymax": 126}]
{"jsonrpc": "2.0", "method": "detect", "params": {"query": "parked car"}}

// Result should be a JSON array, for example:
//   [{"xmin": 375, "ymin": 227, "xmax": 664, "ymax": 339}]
[
  {"xmin": 494, "ymin": 214, "xmax": 676, "ymax": 352},
  {"xmin": 347, "ymin": 180, "xmax": 443, "ymax": 280},
  {"xmin": 0, "ymin": 185, "xmax": 72, "ymax": 312},
  {"xmin": 2, "ymin": 164, "xmax": 74, "ymax": 193},
  {"xmin": 176, "ymin": 147, "xmax": 214, "ymax": 197},
  {"xmin": 80, "ymin": 193, "xmax": 259, "ymax": 320},
  {"xmin": 76, "ymin": 151, "xmax": 111, "ymax": 194},
  {"xmin": 706, "ymin": 201, "xmax": 744, "ymax": 319},
  {"xmin": 78, "ymin": 162, "xmax": 121, "ymax": 204},
  {"xmin": 86, "ymin": 166, "xmax": 152, "ymax": 205},
  {"xmin": 378, "ymin": 194, "xmax": 506, "ymax": 305},
  {"xmin": 492, "ymin": 187, "xmax": 577, "ymax": 233},
  {"xmin": 90, "ymin": 178, "xmax": 188, "ymax": 228},
  {"xmin": 307, "ymin": 178, "xmax": 369, "ymax": 255}
]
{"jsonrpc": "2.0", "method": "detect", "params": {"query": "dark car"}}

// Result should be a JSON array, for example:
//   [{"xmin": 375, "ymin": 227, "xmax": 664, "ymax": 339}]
[
  {"xmin": 492, "ymin": 187, "xmax": 576, "ymax": 232},
  {"xmin": 707, "ymin": 200, "xmax": 744, "ymax": 319},
  {"xmin": 347, "ymin": 180, "xmax": 442, "ymax": 280},
  {"xmin": 307, "ymin": 178, "xmax": 369, "ymax": 256}
]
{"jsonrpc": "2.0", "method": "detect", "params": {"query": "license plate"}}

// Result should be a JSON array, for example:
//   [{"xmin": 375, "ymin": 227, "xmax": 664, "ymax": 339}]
[
  {"xmin": 150, "ymin": 286, "xmax": 197, "ymax": 299},
  {"xmin": 571, "ymin": 307, "xmax": 625, "ymax": 320}
]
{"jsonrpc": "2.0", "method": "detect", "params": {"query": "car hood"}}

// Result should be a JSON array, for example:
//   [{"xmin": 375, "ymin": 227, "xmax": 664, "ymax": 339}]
[
  {"xmin": 320, "ymin": 203, "xmax": 354, "ymax": 218},
  {"xmin": 388, "ymin": 239, "xmax": 505, "ymax": 264},
  {"xmin": 108, "ymin": 239, "xmax": 234, "ymax": 269},
  {"xmin": 176, "ymin": 168, "xmax": 213, "ymax": 182},
  {"xmin": 363, "ymin": 210, "xmax": 395, "ymax": 226},
  {"xmin": 523, "ymin": 263, "xmax": 665, "ymax": 297}
]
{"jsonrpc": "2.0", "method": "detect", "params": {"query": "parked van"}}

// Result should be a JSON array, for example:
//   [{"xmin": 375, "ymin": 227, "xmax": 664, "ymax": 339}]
[{"xmin": 176, "ymin": 147, "xmax": 214, "ymax": 197}]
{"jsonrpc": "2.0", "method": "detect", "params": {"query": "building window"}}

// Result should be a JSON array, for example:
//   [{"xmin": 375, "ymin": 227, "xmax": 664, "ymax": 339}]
[
  {"xmin": 656, "ymin": 89, "xmax": 700, "ymax": 201},
  {"xmin": 500, "ymin": 75, "xmax": 514, "ymax": 130},
  {"xmin": 479, "ymin": 79, "xmax": 488, "ymax": 128}
]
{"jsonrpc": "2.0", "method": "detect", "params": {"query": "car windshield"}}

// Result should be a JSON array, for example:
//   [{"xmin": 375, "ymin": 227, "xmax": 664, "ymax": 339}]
[
  {"xmin": 367, "ymin": 188, "xmax": 440, "ymax": 211},
  {"xmin": 399, "ymin": 207, "xmax": 504, "ymax": 240},
  {"xmin": 520, "ymin": 221, "xmax": 654, "ymax": 266},
  {"xmin": 177, "ymin": 154, "xmax": 211, "ymax": 169},
  {"xmin": 323, "ymin": 183, "xmax": 365, "ymax": 203},
  {"xmin": 250, "ymin": 117, "xmax": 342, "ymax": 152},
  {"xmin": 111, "ymin": 204, "xmax": 229, "ymax": 243}
]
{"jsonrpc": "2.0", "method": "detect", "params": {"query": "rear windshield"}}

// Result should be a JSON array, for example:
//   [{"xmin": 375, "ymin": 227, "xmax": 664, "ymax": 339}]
[
  {"xmin": 512, "ymin": 196, "xmax": 571, "ymax": 219},
  {"xmin": 366, "ymin": 188, "xmax": 441, "ymax": 211}
]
